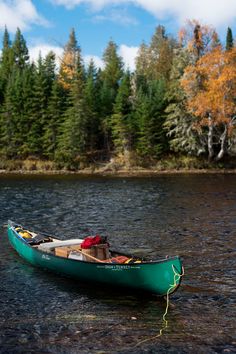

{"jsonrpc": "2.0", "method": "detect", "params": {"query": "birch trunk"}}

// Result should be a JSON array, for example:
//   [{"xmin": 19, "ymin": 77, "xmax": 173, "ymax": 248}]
[
  {"xmin": 216, "ymin": 124, "xmax": 228, "ymax": 161},
  {"xmin": 208, "ymin": 115, "xmax": 214, "ymax": 160}
]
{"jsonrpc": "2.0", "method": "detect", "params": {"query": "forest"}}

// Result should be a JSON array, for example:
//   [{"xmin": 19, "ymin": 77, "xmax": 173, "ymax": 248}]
[{"xmin": 0, "ymin": 20, "xmax": 236, "ymax": 171}]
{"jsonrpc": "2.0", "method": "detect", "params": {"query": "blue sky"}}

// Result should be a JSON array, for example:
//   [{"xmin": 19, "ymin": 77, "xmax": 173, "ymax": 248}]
[{"xmin": 0, "ymin": 0, "xmax": 236, "ymax": 70}]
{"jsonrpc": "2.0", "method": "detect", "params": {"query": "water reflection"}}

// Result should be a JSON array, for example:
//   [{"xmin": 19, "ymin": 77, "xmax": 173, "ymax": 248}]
[{"xmin": 0, "ymin": 173, "xmax": 236, "ymax": 353}]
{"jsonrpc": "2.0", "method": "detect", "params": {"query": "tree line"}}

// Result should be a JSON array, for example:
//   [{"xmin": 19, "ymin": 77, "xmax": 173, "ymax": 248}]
[{"xmin": 0, "ymin": 20, "xmax": 235, "ymax": 169}]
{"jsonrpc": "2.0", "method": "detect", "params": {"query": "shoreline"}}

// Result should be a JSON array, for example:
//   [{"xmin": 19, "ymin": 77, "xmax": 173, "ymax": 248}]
[{"xmin": 0, "ymin": 167, "xmax": 236, "ymax": 177}]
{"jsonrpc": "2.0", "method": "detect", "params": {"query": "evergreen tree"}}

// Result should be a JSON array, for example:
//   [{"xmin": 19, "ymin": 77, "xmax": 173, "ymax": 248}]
[
  {"xmin": 12, "ymin": 28, "xmax": 29, "ymax": 70},
  {"xmin": 56, "ymin": 78, "xmax": 86, "ymax": 168},
  {"xmin": 83, "ymin": 60, "xmax": 100, "ymax": 151},
  {"xmin": 43, "ymin": 78, "xmax": 64, "ymax": 159},
  {"xmin": 0, "ymin": 27, "xmax": 14, "ymax": 104},
  {"xmin": 0, "ymin": 28, "xmax": 31, "ymax": 157},
  {"xmin": 135, "ymin": 42, "xmax": 149, "ymax": 78},
  {"xmin": 134, "ymin": 80, "xmax": 168, "ymax": 158},
  {"xmin": 0, "ymin": 67, "xmax": 25, "ymax": 157},
  {"xmin": 26, "ymin": 54, "xmax": 49, "ymax": 156},
  {"xmin": 44, "ymin": 51, "xmax": 56, "ymax": 100},
  {"xmin": 102, "ymin": 40, "xmax": 124, "ymax": 91},
  {"xmin": 56, "ymin": 31, "xmax": 86, "ymax": 167},
  {"xmin": 100, "ymin": 40, "xmax": 124, "ymax": 150},
  {"xmin": 111, "ymin": 71, "xmax": 133, "ymax": 155},
  {"xmin": 148, "ymin": 25, "xmax": 175, "ymax": 81},
  {"xmin": 226, "ymin": 27, "xmax": 234, "ymax": 51},
  {"xmin": 135, "ymin": 42, "xmax": 149, "ymax": 92},
  {"xmin": 20, "ymin": 64, "xmax": 36, "ymax": 156}
]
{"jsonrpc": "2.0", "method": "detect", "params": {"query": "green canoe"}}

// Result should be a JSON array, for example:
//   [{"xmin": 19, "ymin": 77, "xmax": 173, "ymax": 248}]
[{"xmin": 7, "ymin": 220, "xmax": 183, "ymax": 296}]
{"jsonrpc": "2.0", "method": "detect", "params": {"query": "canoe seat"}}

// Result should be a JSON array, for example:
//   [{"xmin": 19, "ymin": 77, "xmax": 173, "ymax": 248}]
[{"xmin": 38, "ymin": 238, "xmax": 84, "ymax": 252}]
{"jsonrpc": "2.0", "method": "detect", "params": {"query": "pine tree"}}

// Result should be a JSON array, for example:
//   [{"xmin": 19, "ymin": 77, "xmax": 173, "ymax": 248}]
[
  {"xmin": 56, "ymin": 31, "xmax": 86, "ymax": 167},
  {"xmin": 0, "ymin": 28, "xmax": 32, "ymax": 157},
  {"xmin": 43, "ymin": 78, "xmax": 64, "ymax": 159},
  {"xmin": 102, "ymin": 40, "xmax": 124, "ymax": 90},
  {"xmin": 133, "ymin": 78, "xmax": 168, "ymax": 158},
  {"xmin": 12, "ymin": 28, "xmax": 29, "ymax": 70},
  {"xmin": 56, "ymin": 79, "xmax": 87, "ymax": 168},
  {"xmin": 148, "ymin": 25, "xmax": 175, "ymax": 81},
  {"xmin": 25, "ymin": 54, "xmax": 49, "ymax": 156},
  {"xmin": 83, "ymin": 60, "xmax": 100, "ymax": 151},
  {"xmin": 0, "ymin": 27, "xmax": 14, "ymax": 104},
  {"xmin": 20, "ymin": 64, "xmax": 36, "ymax": 156},
  {"xmin": 0, "ymin": 67, "xmax": 25, "ymax": 157},
  {"xmin": 44, "ymin": 51, "xmax": 56, "ymax": 100},
  {"xmin": 134, "ymin": 89, "xmax": 152, "ymax": 157},
  {"xmin": 226, "ymin": 27, "xmax": 234, "ymax": 51},
  {"xmin": 100, "ymin": 40, "xmax": 124, "ymax": 151},
  {"xmin": 135, "ymin": 42, "xmax": 149, "ymax": 78},
  {"xmin": 135, "ymin": 42, "xmax": 149, "ymax": 92},
  {"xmin": 111, "ymin": 71, "xmax": 133, "ymax": 155}
]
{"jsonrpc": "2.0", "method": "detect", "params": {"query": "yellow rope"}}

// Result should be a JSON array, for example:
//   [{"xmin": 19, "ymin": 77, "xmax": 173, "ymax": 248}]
[{"xmin": 134, "ymin": 264, "xmax": 184, "ymax": 347}]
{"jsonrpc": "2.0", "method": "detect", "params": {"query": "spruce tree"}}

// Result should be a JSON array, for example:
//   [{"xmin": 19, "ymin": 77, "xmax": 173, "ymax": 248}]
[
  {"xmin": 0, "ymin": 27, "xmax": 14, "ymax": 104},
  {"xmin": 83, "ymin": 60, "xmax": 100, "ymax": 151},
  {"xmin": 26, "ymin": 54, "xmax": 48, "ymax": 156},
  {"xmin": 226, "ymin": 27, "xmax": 234, "ymax": 51},
  {"xmin": 56, "ymin": 30, "xmax": 86, "ymax": 167},
  {"xmin": 44, "ymin": 51, "xmax": 56, "ymax": 101},
  {"xmin": 111, "ymin": 71, "xmax": 133, "ymax": 155},
  {"xmin": 56, "ymin": 78, "xmax": 86, "ymax": 168},
  {"xmin": 100, "ymin": 40, "xmax": 124, "ymax": 151},
  {"xmin": 134, "ymin": 79, "xmax": 167, "ymax": 158},
  {"xmin": 0, "ymin": 67, "xmax": 25, "ymax": 157},
  {"xmin": 0, "ymin": 28, "xmax": 31, "ymax": 158},
  {"xmin": 148, "ymin": 25, "xmax": 175, "ymax": 81},
  {"xmin": 12, "ymin": 28, "xmax": 29, "ymax": 70},
  {"xmin": 43, "ymin": 78, "xmax": 64, "ymax": 159},
  {"xmin": 20, "ymin": 64, "xmax": 36, "ymax": 156},
  {"xmin": 135, "ymin": 42, "xmax": 149, "ymax": 91}
]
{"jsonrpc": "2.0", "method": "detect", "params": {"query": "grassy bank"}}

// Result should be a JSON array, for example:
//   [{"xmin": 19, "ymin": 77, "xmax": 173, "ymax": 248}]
[{"xmin": 0, "ymin": 155, "xmax": 236, "ymax": 176}]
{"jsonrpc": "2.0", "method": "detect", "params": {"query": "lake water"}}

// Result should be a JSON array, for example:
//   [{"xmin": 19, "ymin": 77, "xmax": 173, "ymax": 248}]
[{"xmin": 0, "ymin": 173, "xmax": 235, "ymax": 353}]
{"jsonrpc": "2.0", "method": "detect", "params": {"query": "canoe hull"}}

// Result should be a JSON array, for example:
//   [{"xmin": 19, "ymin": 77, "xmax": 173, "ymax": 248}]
[{"xmin": 7, "ymin": 224, "xmax": 183, "ymax": 296}]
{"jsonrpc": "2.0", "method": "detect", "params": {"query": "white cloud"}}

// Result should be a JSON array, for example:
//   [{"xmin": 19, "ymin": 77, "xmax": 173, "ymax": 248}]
[
  {"xmin": 51, "ymin": 0, "xmax": 127, "ymax": 11},
  {"xmin": 119, "ymin": 44, "xmax": 138, "ymax": 71},
  {"xmin": 135, "ymin": 0, "xmax": 236, "ymax": 27},
  {"xmin": 29, "ymin": 44, "xmax": 104, "ymax": 70},
  {"xmin": 28, "ymin": 43, "xmax": 138, "ymax": 71},
  {"xmin": 84, "ymin": 54, "xmax": 104, "ymax": 69},
  {"xmin": 0, "ymin": 0, "xmax": 49, "ymax": 33},
  {"xmin": 51, "ymin": 0, "xmax": 236, "ymax": 28},
  {"xmin": 93, "ymin": 9, "xmax": 138, "ymax": 26},
  {"xmin": 29, "ymin": 44, "xmax": 63, "ymax": 66}
]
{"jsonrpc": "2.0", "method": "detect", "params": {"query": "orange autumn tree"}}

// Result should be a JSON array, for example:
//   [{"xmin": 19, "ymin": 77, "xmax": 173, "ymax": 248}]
[{"xmin": 181, "ymin": 46, "xmax": 236, "ymax": 160}]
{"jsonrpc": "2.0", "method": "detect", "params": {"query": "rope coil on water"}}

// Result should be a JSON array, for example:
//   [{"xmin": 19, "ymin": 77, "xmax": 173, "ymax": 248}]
[{"xmin": 134, "ymin": 264, "xmax": 185, "ymax": 347}]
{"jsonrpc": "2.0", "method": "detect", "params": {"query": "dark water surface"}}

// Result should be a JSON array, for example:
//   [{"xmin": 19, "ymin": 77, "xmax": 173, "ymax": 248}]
[{"xmin": 0, "ymin": 173, "xmax": 235, "ymax": 354}]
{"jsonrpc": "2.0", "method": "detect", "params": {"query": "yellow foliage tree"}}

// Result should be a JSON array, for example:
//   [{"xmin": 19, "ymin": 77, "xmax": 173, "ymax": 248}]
[
  {"xmin": 181, "ymin": 46, "xmax": 236, "ymax": 160},
  {"xmin": 58, "ymin": 28, "xmax": 83, "ymax": 91}
]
